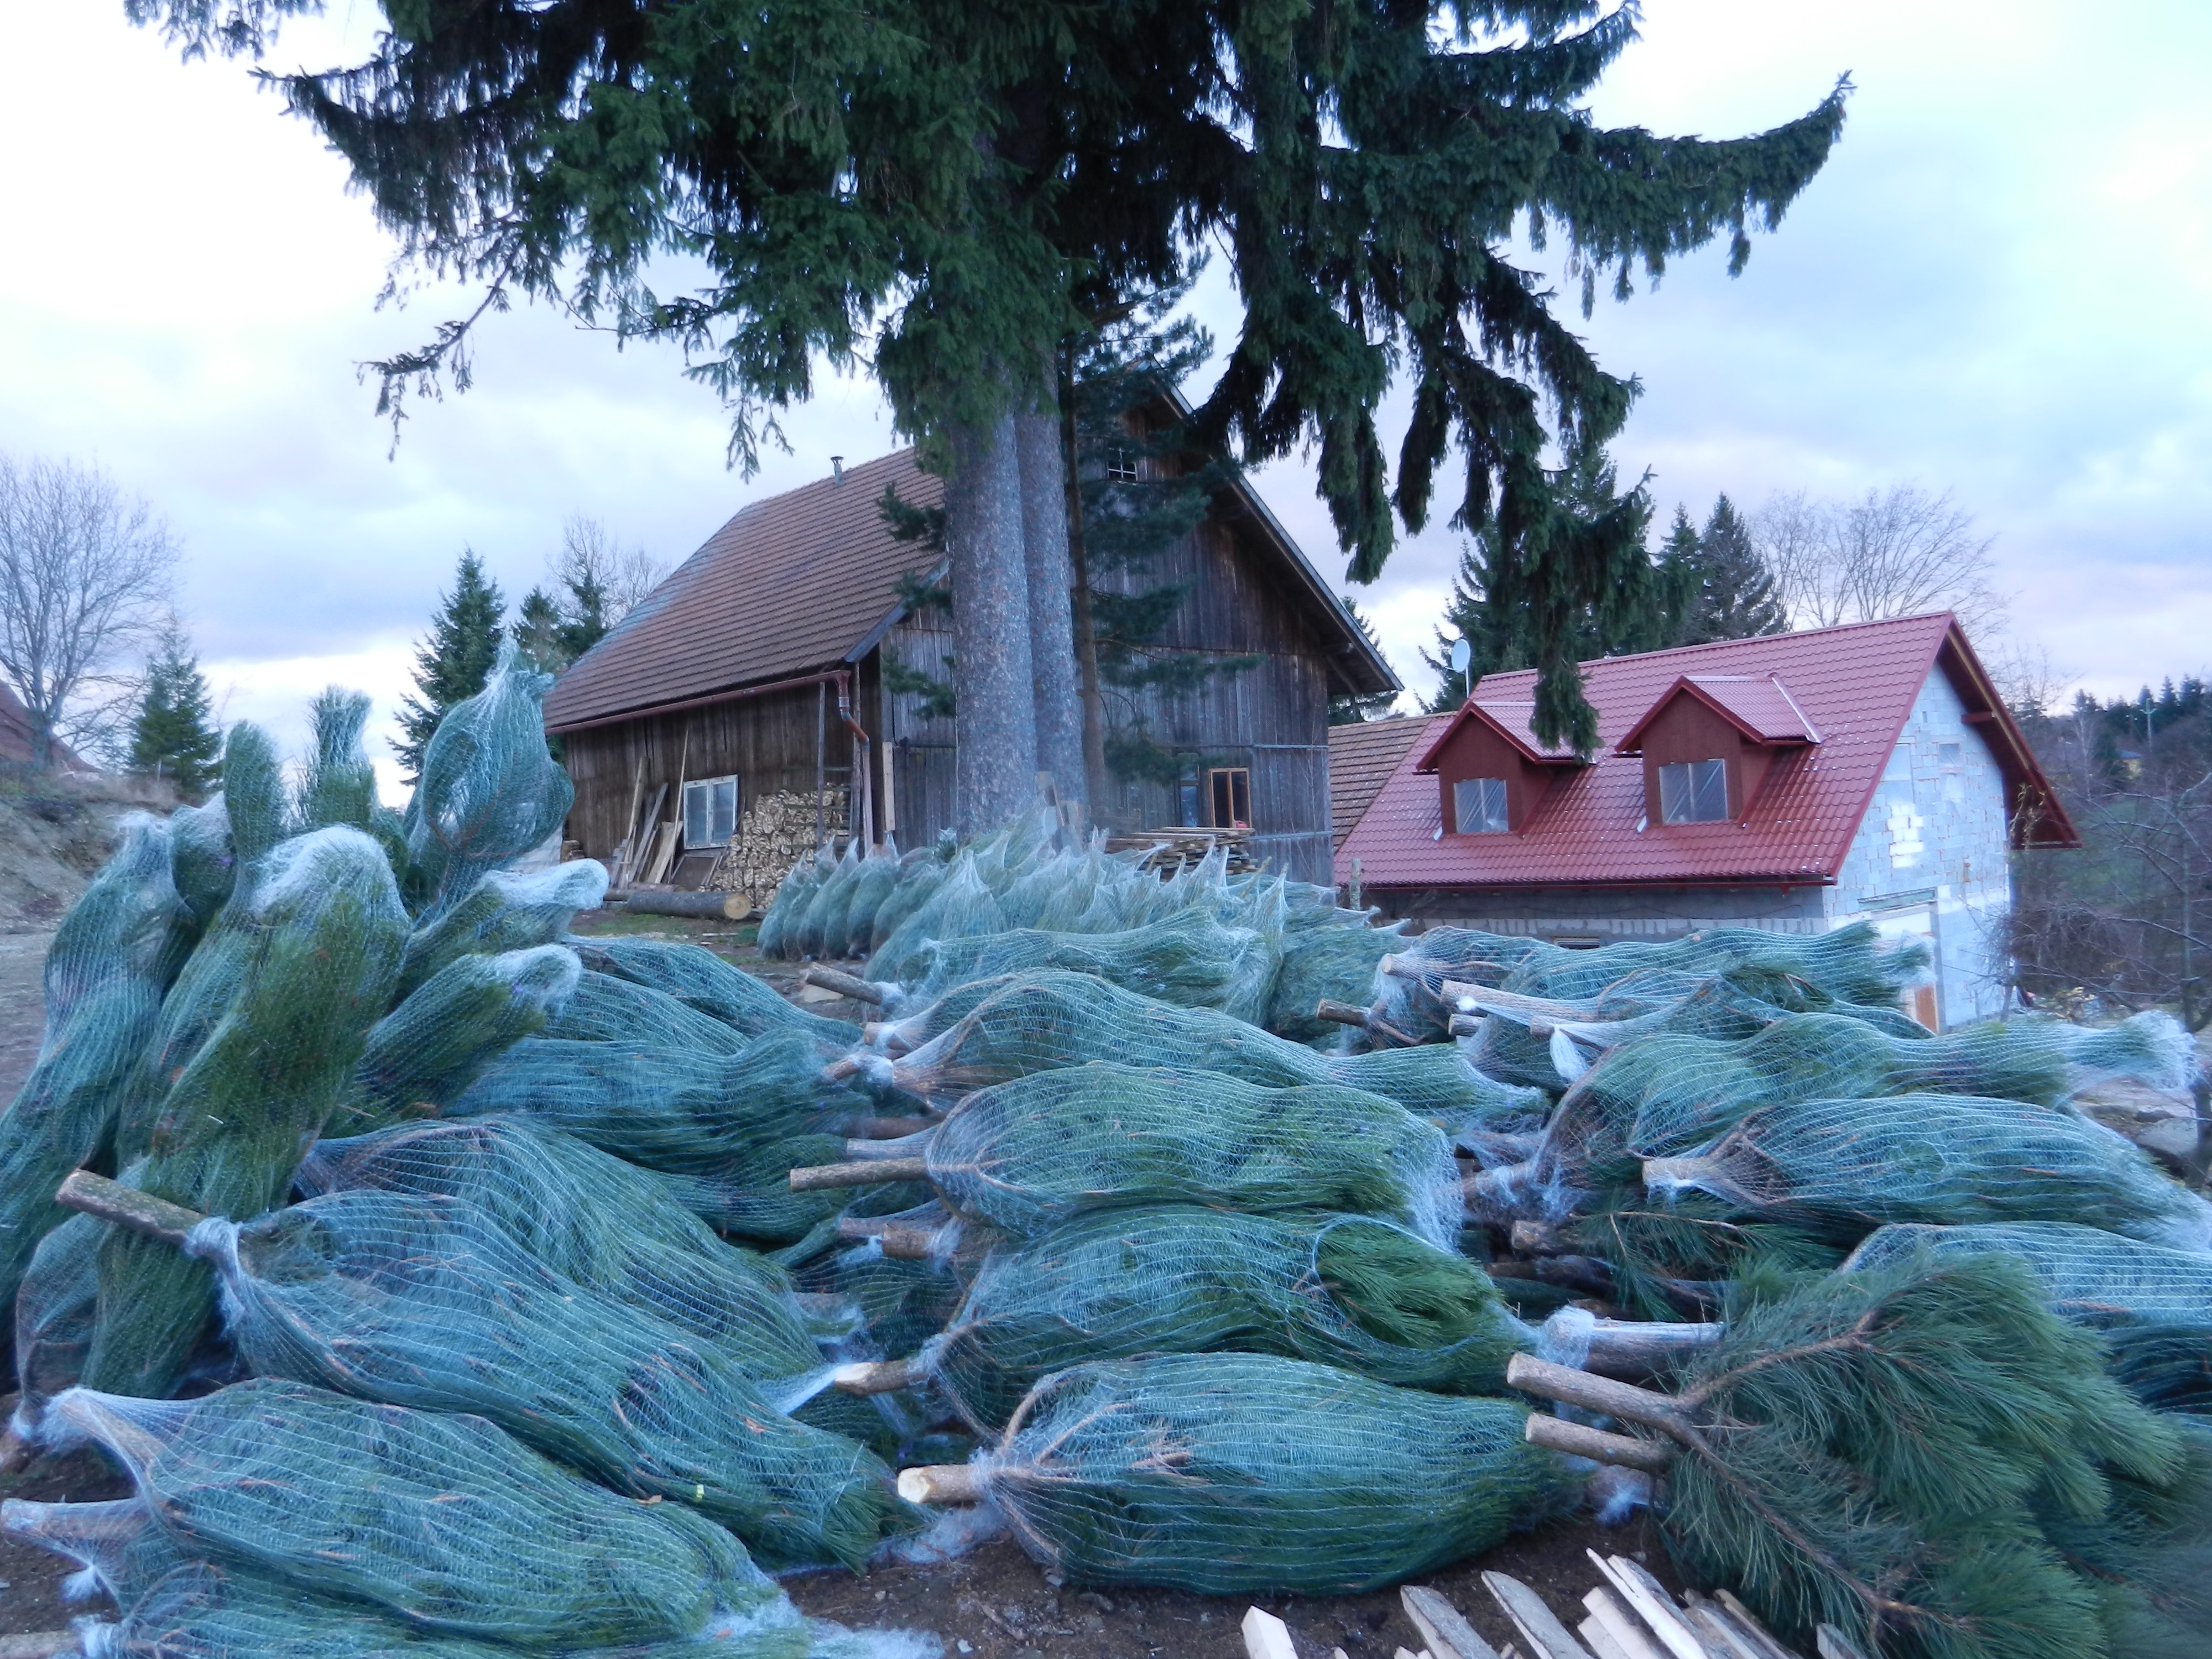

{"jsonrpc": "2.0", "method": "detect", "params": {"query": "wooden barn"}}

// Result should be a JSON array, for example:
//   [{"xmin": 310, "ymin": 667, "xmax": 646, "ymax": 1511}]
[{"xmin": 541, "ymin": 444, "xmax": 1397, "ymax": 888}]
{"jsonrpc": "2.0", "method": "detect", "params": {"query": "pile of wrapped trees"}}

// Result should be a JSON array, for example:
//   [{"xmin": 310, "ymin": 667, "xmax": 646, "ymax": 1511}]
[{"xmin": 7, "ymin": 758, "xmax": 2211, "ymax": 1659}]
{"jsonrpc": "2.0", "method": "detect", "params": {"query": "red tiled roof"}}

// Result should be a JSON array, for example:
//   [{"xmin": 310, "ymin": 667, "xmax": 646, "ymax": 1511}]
[
  {"xmin": 1416, "ymin": 698, "xmax": 1584, "ymax": 770},
  {"xmin": 544, "ymin": 450, "xmax": 943, "ymax": 730},
  {"xmin": 1616, "ymin": 674, "xmax": 1821, "ymax": 751},
  {"xmin": 1335, "ymin": 613, "xmax": 2075, "ymax": 890},
  {"xmin": 1328, "ymin": 715, "xmax": 1430, "ymax": 852}
]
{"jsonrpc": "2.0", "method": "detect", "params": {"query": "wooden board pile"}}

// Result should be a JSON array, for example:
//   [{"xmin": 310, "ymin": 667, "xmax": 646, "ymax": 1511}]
[{"xmin": 702, "ymin": 786, "xmax": 847, "ymax": 911}]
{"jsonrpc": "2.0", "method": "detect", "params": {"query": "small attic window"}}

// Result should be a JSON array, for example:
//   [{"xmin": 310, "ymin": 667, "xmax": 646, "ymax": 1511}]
[
  {"xmin": 1658, "ymin": 759, "xmax": 1729, "ymax": 824},
  {"xmin": 1105, "ymin": 445, "xmax": 1141, "ymax": 483},
  {"xmin": 1453, "ymin": 777, "xmax": 1510, "ymax": 834}
]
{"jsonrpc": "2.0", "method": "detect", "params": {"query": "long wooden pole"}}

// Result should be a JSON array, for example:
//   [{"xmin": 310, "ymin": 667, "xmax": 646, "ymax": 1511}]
[{"xmin": 815, "ymin": 681, "xmax": 827, "ymax": 848}]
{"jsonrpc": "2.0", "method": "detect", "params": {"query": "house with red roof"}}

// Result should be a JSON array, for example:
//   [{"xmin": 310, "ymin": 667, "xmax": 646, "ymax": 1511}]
[{"xmin": 1333, "ymin": 613, "xmax": 2076, "ymax": 1028}]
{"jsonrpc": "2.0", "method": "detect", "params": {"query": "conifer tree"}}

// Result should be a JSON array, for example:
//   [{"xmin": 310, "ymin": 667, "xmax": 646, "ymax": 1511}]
[
  {"xmin": 394, "ymin": 552, "xmax": 504, "ymax": 781},
  {"xmin": 1329, "ymin": 603, "xmax": 1401, "ymax": 726},
  {"xmin": 132, "ymin": 0, "xmax": 1846, "ymax": 779},
  {"xmin": 1683, "ymin": 494, "xmax": 1787, "ymax": 643},
  {"xmin": 127, "ymin": 627, "xmax": 221, "ymax": 798}
]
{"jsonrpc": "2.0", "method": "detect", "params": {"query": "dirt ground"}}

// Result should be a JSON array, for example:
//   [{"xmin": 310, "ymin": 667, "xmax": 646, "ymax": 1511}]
[{"xmin": 0, "ymin": 907, "xmax": 1682, "ymax": 1651}]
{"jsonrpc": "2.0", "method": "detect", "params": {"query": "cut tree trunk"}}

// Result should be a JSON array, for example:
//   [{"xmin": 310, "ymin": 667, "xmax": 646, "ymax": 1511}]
[
  {"xmin": 1017, "ymin": 381, "xmax": 1086, "ymax": 815},
  {"xmin": 947, "ymin": 405, "xmax": 1040, "ymax": 833},
  {"xmin": 1058, "ymin": 349, "xmax": 1110, "ymax": 810}
]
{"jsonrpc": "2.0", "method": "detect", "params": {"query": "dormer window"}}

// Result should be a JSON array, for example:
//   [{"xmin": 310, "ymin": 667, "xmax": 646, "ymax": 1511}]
[
  {"xmin": 1658, "ymin": 758, "xmax": 1729, "ymax": 823},
  {"xmin": 1453, "ymin": 777, "xmax": 1510, "ymax": 834}
]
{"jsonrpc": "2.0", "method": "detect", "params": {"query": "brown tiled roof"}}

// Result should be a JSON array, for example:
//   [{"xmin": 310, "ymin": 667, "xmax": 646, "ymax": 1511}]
[
  {"xmin": 1328, "ymin": 715, "xmax": 1429, "ymax": 851},
  {"xmin": 544, "ymin": 441, "xmax": 1397, "ymax": 730},
  {"xmin": 1337, "ymin": 613, "xmax": 2077, "ymax": 890},
  {"xmin": 543, "ymin": 450, "xmax": 944, "ymax": 730}
]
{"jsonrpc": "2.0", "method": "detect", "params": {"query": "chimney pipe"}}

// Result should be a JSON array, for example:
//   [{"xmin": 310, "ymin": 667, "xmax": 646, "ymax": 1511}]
[{"xmin": 831, "ymin": 456, "xmax": 844, "ymax": 483}]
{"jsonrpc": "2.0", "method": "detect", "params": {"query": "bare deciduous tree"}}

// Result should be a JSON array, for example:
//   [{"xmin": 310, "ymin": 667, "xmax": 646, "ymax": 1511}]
[
  {"xmin": 0, "ymin": 454, "xmax": 178, "ymax": 768},
  {"xmin": 555, "ymin": 515, "xmax": 668, "ymax": 624},
  {"xmin": 1755, "ymin": 485, "xmax": 2009, "ymax": 637}
]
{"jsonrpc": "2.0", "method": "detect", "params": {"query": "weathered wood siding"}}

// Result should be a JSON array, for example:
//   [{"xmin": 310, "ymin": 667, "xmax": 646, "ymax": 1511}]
[
  {"xmin": 559, "ymin": 681, "xmax": 856, "ymax": 860},
  {"xmin": 561, "ymin": 494, "xmax": 1350, "ymax": 885}
]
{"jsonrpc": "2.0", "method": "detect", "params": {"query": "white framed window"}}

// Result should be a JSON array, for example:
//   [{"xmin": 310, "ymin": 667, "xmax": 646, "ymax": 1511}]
[
  {"xmin": 1104, "ymin": 445, "xmax": 1141, "ymax": 483},
  {"xmin": 1658, "ymin": 758, "xmax": 1729, "ymax": 824},
  {"xmin": 682, "ymin": 775, "xmax": 740, "ymax": 848},
  {"xmin": 1453, "ymin": 776, "xmax": 1510, "ymax": 834}
]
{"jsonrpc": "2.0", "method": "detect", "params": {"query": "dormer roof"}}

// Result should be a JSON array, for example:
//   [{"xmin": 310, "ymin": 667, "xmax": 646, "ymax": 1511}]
[
  {"xmin": 1415, "ymin": 698, "xmax": 1587, "ymax": 771},
  {"xmin": 1615, "ymin": 673, "xmax": 1822, "ymax": 753},
  {"xmin": 1335, "ymin": 612, "xmax": 2079, "ymax": 890}
]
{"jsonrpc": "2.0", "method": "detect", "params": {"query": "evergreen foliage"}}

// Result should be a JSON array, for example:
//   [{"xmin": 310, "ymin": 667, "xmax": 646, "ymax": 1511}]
[
  {"xmin": 514, "ymin": 565, "xmax": 612, "ymax": 675},
  {"xmin": 1680, "ymin": 494, "xmax": 1788, "ymax": 642},
  {"xmin": 130, "ymin": 0, "xmax": 1848, "ymax": 752},
  {"xmin": 1330, "ymin": 601, "xmax": 1401, "ymax": 724},
  {"xmin": 394, "ymin": 552, "xmax": 504, "ymax": 781},
  {"xmin": 126, "ymin": 628, "xmax": 222, "ymax": 798}
]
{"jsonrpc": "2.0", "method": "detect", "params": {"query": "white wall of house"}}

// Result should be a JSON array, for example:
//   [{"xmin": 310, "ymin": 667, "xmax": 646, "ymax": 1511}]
[{"xmin": 1824, "ymin": 667, "xmax": 2016, "ymax": 1026}]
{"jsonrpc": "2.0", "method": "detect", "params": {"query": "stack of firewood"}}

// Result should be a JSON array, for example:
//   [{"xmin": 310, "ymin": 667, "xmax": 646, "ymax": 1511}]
[{"xmin": 702, "ymin": 787, "xmax": 847, "ymax": 912}]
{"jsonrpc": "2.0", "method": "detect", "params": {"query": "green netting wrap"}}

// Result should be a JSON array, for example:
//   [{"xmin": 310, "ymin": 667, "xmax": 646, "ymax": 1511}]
[
  {"xmin": 215, "ymin": 722, "xmax": 289, "ymax": 879},
  {"xmin": 294, "ymin": 1117, "xmax": 838, "ymax": 1363},
  {"xmin": 0, "ymin": 816, "xmax": 195, "ymax": 1320},
  {"xmin": 291, "ymin": 687, "xmax": 379, "ymax": 834},
  {"xmin": 834, "ymin": 840, "xmax": 906, "ymax": 958},
  {"xmin": 962, "ymin": 1352, "xmax": 1572, "ymax": 1594},
  {"xmin": 86, "ymin": 825, "xmax": 410, "ymax": 1399},
  {"xmin": 404, "ymin": 639, "xmax": 574, "ymax": 917},
  {"xmin": 565, "ymin": 935, "xmax": 856, "ymax": 1047},
  {"xmin": 907, "ymin": 1062, "xmax": 1463, "ymax": 1247},
  {"xmin": 1462, "ymin": 968, "xmax": 1932, "ymax": 1091},
  {"xmin": 452, "ymin": 1032, "xmax": 863, "ymax": 1183},
  {"xmin": 1265, "ymin": 924, "xmax": 1402, "ymax": 1047},
  {"xmin": 1369, "ymin": 928, "xmax": 1551, "ymax": 1042},
  {"xmin": 1843, "ymin": 1221, "xmax": 2212, "ymax": 1420},
  {"xmin": 757, "ymin": 847, "xmax": 832, "ymax": 958},
  {"xmin": 1, "ymin": 1495, "xmax": 191, "ymax": 1612},
  {"xmin": 395, "ymin": 860, "xmax": 609, "ymax": 998},
  {"xmin": 1639, "ymin": 1252, "xmax": 2193, "ymax": 1659},
  {"xmin": 541, "ymin": 968, "xmax": 754, "ymax": 1053},
  {"xmin": 912, "ymin": 1207, "xmax": 1527, "ymax": 1430},
  {"xmin": 1498, "ymin": 918, "xmax": 1929, "ymax": 1005},
  {"xmin": 796, "ymin": 839, "xmax": 869, "ymax": 959},
  {"xmin": 333, "ymin": 944, "xmax": 581, "ymax": 1135},
  {"xmin": 1520, "ymin": 1009, "xmax": 2199, "ymax": 1203},
  {"xmin": 166, "ymin": 797, "xmax": 236, "ymax": 930},
  {"xmin": 178, "ymin": 1190, "xmax": 907, "ymax": 1567},
  {"xmin": 869, "ymin": 855, "xmax": 1006, "ymax": 983},
  {"xmin": 905, "ymin": 912, "xmax": 1265, "ymax": 1017},
  {"xmin": 1843, "ymin": 1222, "xmax": 2212, "ymax": 1328},
  {"xmin": 1323, "ymin": 1044, "xmax": 1552, "ymax": 1134},
  {"xmin": 12, "ymin": 1208, "xmax": 104, "ymax": 1427},
  {"xmin": 860, "ymin": 841, "xmax": 958, "ymax": 955},
  {"xmin": 1644, "ymin": 1093, "xmax": 2212, "ymax": 1250},
  {"xmin": 49, "ymin": 1379, "xmax": 779, "ymax": 1646}
]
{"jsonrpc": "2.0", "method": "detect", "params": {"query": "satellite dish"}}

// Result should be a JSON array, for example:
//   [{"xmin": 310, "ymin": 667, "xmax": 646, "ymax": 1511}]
[{"xmin": 1449, "ymin": 637, "xmax": 1472, "ymax": 676}]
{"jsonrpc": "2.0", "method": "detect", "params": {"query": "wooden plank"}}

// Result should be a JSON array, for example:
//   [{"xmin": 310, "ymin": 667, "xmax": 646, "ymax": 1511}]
[
  {"xmin": 1242, "ymin": 1606, "xmax": 1300, "ymax": 1659},
  {"xmin": 1677, "ymin": 1600, "xmax": 1765, "ymax": 1659},
  {"xmin": 1813, "ymin": 1630, "xmax": 1868, "ymax": 1659},
  {"xmin": 1481, "ymin": 1572, "xmax": 1595, "ymax": 1659},
  {"xmin": 1712, "ymin": 1593, "xmax": 1803, "ymax": 1659},
  {"xmin": 1579, "ymin": 1589, "xmax": 1667, "ymax": 1659},
  {"xmin": 1579, "ymin": 1618, "xmax": 1634, "ymax": 1659},
  {"xmin": 1590, "ymin": 1554, "xmax": 1710, "ymax": 1659},
  {"xmin": 1401, "ymin": 1585, "xmax": 1503, "ymax": 1659}
]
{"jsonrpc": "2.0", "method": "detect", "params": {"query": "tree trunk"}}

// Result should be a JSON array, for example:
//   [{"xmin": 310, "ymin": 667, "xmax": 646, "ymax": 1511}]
[
  {"xmin": 946, "ymin": 406, "xmax": 1040, "ymax": 833},
  {"xmin": 1017, "ymin": 383, "xmax": 1087, "ymax": 817},
  {"xmin": 1058, "ymin": 352, "xmax": 1110, "ymax": 812}
]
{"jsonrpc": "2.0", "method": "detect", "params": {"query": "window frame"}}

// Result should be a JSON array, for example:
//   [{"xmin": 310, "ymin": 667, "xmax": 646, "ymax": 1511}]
[
  {"xmin": 1207, "ymin": 766, "xmax": 1252, "ymax": 830},
  {"xmin": 681, "ymin": 775, "xmax": 742, "ymax": 849},
  {"xmin": 1452, "ymin": 775, "xmax": 1511, "ymax": 834},
  {"xmin": 1657, "ymin": 757, "xmax": 1730, "ymax": 825}
]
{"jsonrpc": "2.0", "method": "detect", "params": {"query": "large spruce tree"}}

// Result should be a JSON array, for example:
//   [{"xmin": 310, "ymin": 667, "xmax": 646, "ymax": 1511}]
[
  {"xmin": 132, "ymin": 1, "xmax": 1846, "ymax": 789},
  {"xmin": 127, "ymin": 627, "xmax": 222, "ymax": 797},
  {"xmin": 1678, "ymin": 494, "xmax": 1787, "ymax": 643},
  {"xmin": 394, "ymin": 552, "xmax": 504, "ymax": 780}
]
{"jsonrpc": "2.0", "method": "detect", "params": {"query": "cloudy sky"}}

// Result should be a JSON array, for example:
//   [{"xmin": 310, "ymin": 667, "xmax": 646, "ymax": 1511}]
[{"xmin": 3, "ymin": 1, "xmax": 2207, "ymax": 797}]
